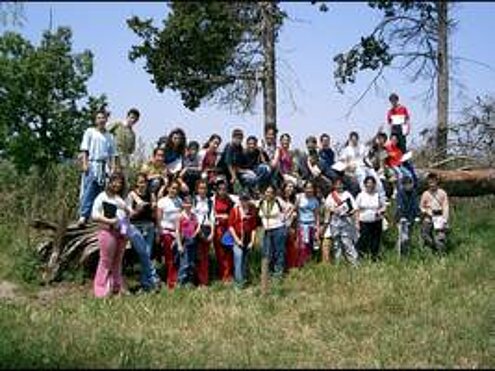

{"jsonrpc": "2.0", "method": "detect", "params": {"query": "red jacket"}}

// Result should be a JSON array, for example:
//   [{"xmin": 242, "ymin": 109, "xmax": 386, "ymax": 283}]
[
  {"xmin": 228, "ymin": 205, "xmax": 258, "ymax": 245},
  {"xmin": 385, "ymin": 141, "xmax": 404, "ymax": 168}
]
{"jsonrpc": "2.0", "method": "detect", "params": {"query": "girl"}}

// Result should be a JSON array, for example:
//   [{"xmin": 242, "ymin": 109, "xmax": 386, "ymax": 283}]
[
  {"xmin": 212, "ymin": 178, "xmax": 235, "ymax": 283},
  {"xmin": 355, "ymin": 176, "xmax": 387, "ymax": 261},
  {"xmin": 229, "ymin": 192, "xmax": 258, "ymax": 288},
  {"xmin": 192, "ymin": 180, "xmax": 214, "ymax": 286},
  {"xmin": 176, "ymin": 195, "xmax": 200, "ymax": 286},
  {"xmin": 127, "ymin": 172, "xmax": 160, "ymax": 291},
  {"xmin": 199, "ymin": 134, "xmax": 222, "ymax": 193},
  {"xmin": 340, "ymin": 131, "xmax": 367, "ymax": 196},
  {"xmin": 281, "ymin": 181, "xmax": 298, "ymax": 270},
  {"xmin": 324, "ymin": 177, "xmax": 359, "ymax": 266},
  {"xmin": 156, "ymin": 180, "xmax": 182, "ymax": 289},
  {"xmin": 295, "ymin": 181, "xmax": 320, "ymax": 268},
  {"xmin": 272, "ymin": 133, "xmax": 299, "ymax": 187},
  {"xmin": 91, "ymin": 172, "xmax": 129, "ymax": 298},
  {"xmin": 163, "ymin": 128, "xmax": 187, "ymax": 176},
  {"xmin": 258, "ymin": 184, "xmax": 288, "ymax": 278}
]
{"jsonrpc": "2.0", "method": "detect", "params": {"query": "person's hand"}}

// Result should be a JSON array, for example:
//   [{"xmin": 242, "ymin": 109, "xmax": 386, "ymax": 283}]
[
  {"xmin": 178, "ymin": 245, "xmax": 184, "ymax": 254},
  {"xmin": 247, "ymin": 241, "xmax": 254, "ymax": 250},
  {"xmin": 207, "ymin": 233, "xmax": 214, "ymax": 242},
  {"xmin": 231, "ymin": 177, "xmax": 237, "ymax": 185},
  {"xmin": 81, "ymin": 162, "xmax": 89, "ymax": 174}
]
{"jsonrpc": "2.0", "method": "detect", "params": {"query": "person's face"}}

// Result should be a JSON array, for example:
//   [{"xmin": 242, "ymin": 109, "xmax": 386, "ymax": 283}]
[
  {"xmin": 377, "ymin": 136, "xmax": 386, "ymax": 147},
  {"xmin": 188, "ymin": 147, "xmax": 198, "ymax": 157},
  {"xmin": 127, "ymin": 113, "xmax": 139, "ymax": 126},
  {"xmin": 334, "ymin": 180, "xmax": 344, "ymax": 192},
  {"xmin": 350, "ymin": 135, "xmax": 358, "ymax": 146},
  {"xmin": 197, "ymin": 182, "xmax": 208, "ymax": 197},
  {"xmin": 265, "ymin": 129, "xmax": 276, "ymax": 145},
  {"xmin": 247, "ymin": 139, "xmax": 257, "ymax": 151},
  {"xmin": 281, "ymin": 136, "xmax": 290, "ymax": 149},
  {"xmin": 365, "ymin": 179, "xmax": 376, "ymax": 192},
  {"xmin": 321, "ymin": 136, "xmax": 330, "ymax": 148},
  {"xmin": 306, "ymin": 141, "xmax": 317, "ymax": 152},
  {"xmin": 136, "ymin": 176, "xmax": 147, "ymax": 192},
  {"xmin": 428, "ymin": 179, "xmax": 438, "ymax": 191},
  {"xmin": 110, "ymin": 178, "xmax": 123, "ymax": 194},
  {"xmin": 168, "ymin": 183, "xmax": 179, "ymax": 197},
  {"xmin": 172, "ymin": 133, "xmax": 183, "ymax": 147},
  {"xmin": 183, "ymin": 201, "xmax": 192, "ymax": 212},
  {"xmin": 391, "ymin": 135, "xmax": 398, "ymax": 145},
  {"xmin": 390, "ymin": 97, "xmax": 399, "ymax": 107},
  {"xmin": 217, "ymin": 183, "xmax": 228, "ymax": 197},
  {"xmin": 154, "ymin": 149, "xmax": 165, "ymax": 163},
  {"xmin": 264, "ymin": 187, "xmax": 275, "ymax": 200},
  {"xmin": 240, "ymin": 199, "xmax": 249, "ymax": 209},
  {"xmin": 95, "ymin": 113, "xmax": 107, "ymax": 128},
  {"xmin": 285, "ymin": 182, "xmax": 295, "ymax": 197},
  {"xmin": 304, "ymin": 184, "xmax": 314, "ymax": 197},
  {"xmin": 232, "ymin": 135, "xmax": 243, "ymax": 146},
  {"xmin": 210, "ymin": 138, "xmax": 221, "ymax": 151}
]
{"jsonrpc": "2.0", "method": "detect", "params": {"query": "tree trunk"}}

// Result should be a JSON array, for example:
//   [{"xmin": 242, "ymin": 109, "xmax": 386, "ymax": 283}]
[
  {"xmin": 436, "ymin": 0, "xmax": 449, "ymax": 160},
  {"xmin": 261, "ymin": 1, "xmax": 277, "ymax": 132}
]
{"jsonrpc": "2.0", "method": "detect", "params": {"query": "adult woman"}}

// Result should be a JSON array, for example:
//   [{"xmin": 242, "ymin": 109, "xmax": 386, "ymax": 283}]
[
  {"xmin": 355, "ymin": 176, "xmax": 387, "ymax": 261},
  {"xmin": 193, "ymin": 180, "xmax": 214, "ymax": 286},
  {"xmin": 156, "ymin": 180, "xmax": 182, "ymax": 289},
  {"xmin": 281, "ymin": 181, "xmax": 298, "ymax": 270},
  {"xmin": 272, "ymin": 133, "xmax": 298, "ymax": 187},
  {"xmin": 258, "ymin": 184, "xmax": 288, "ymax": 278},
  {"xmin": 340, "ymin": 131, "xmax": 367, "ymax": 196},
  {"xmin": 163, "ymin": 128, "xmax": 187, "ymax": 177},
  {"xmin": 91, "ymin": 172, "xmax": 129, "ymax": 298},
  {"xmin": 295, "ymin": 181, "xmax": 320, "ymax": 268},
  {"xmin": 199, "ymin": 134, "xmax": 222, "ymax": 192},
  {"xmin": 212, "ymin": 178, "xmax": 235, "ymax": 282}
]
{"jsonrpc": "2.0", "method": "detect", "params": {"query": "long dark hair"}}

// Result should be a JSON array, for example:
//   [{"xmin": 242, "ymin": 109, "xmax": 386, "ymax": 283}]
[
  {"xmin": 281, "ymin": 181, "xmax": 296, "ymax": 204},
  {"xmin": 165, "ymin": 128, "xmax": 187, "ymax": 155},
  {"xmin": 106, "ymin": 172, "xmax": 126, "ymax": 197},
  {"xmin": 203, "ymin": 134, "xmax": 222, "ymax": 150}
]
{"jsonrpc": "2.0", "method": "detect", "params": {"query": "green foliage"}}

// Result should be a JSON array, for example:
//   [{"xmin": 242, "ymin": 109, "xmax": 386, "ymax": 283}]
[
  {"xmin": 0, "ymin": 27, "xmax": 107, "ymax": 173},
  {"xmin": 127, "ymin": 1, "xmax": 286, "ymax": 113}
]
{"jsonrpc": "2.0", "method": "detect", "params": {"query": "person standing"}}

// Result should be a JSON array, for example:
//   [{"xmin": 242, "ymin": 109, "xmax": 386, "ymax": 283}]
[
  {"xmin": 176, "ymin": 195, "xmax": 200, "ymax": 287},
  {"xmin": 281, "ymin": 181, "xmax": 298, "ymax": 270},
  {"xmin": 107, "ymin": 108, "xmax": 140, "ymax": 174},
  {"xmin": 395, "ymin": 175, "xmax": 420, "ymax": 257},
  {"xmin": 420, "ymin": 173, "xmax": 450, "ymax": 253},
  {"xmin": 91, "ymin": 172, "xmax": 129, "ymax": 298},
  {"xmin": 78, "ymin": 109, "xmax": 117, "ymax": 226},
  {"xmin": 355, "ymin": 176, "xmax": 387, "ymax": 261},
  {"xmin": 387, "ymin": 93, "xmax": 411, "ymax": 153},
  {"xmin": 229, "ymin": 192, "xmax": 258, "ymax": 289},
  {"xmin": 156, "ymin": 180, "xmax": 183, "ymax": 289},
  {"xmin": 193, "ymin": 180, "xmax": 214, "ymax": 286}
]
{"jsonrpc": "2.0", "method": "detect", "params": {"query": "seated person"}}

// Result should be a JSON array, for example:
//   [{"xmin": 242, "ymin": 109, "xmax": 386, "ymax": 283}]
[
  {"xmin": 198, "ymin": 134, "xmax": 222, "ymax": 192},
  {"xmin": 297, "ymin": 135, "xmax": 319, "ymax": 182},
  {"xmin": 384, "ymin": 133, "xmax": 413, "ymax": 184},
  {"xmin": 318, "ymin": 133, "xmax": 338, "ymax": 182},
  {"xmin": 217, "ymin": 128, "xmax": 248, "ymax": 193},
  {"xmin": 240, "ymin": 135, "xmax": 272, "ymax": 194},
  {"xmin": 272, "ymin": 133, "xmax": 299, "ymax": 187},
  {"xmin": 141, "ymin": 147, "xmax": 168, "ymax": 195}
]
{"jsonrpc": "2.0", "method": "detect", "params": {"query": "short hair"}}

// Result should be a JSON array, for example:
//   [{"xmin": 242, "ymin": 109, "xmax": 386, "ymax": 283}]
[
  {"xmin": 153, "ymin": 147, "xmax": 164, "ymax": 156},
  {"xmin": 187, "ymin": 141, "xmax": 199, "ymax": 150},
  {"xmin": 320, "ymin": 133, "xmax": 330, "ymax": 142},
  {"xmin": 232, "ymin": 128, "xmax": 244, "ymax": 138},
  {"xmin": 306, "ymin": 136, "xmax": 317, "ymax": 145},
  {"xmin": 246, "ymin": 135, "xmax": 258, "ymax": 143},
  {"xmin": 389, "ymin": 93, "xmax": 399, "ymax": 102},
  {"xmin": 377, "ymin": 132, "xmax": 388, "ymax": 141},
  {"xmin": 349, "ymin": 131, "xmax": 359, "ymax": 141},
  {"xmin": 280, "ymin": 133, "xmax": 291, "ymax": 141},
  {"xmin": 127, "ymin": 108, "xmax": 140, "ymax": 119},
  {"xmin": 427, "ymin": 173, "xmax": 439, "ymax": 182},
  {"xmin": 363, "ymin": 175, "xmax": 377, "ymax": 185},
  {"xmin": 95, "ymin": 108, "xmax": 109, "ymax": 118},
  {"xmin": 265, "ymin": 124, "xmax": 278, "ymax": 136}
]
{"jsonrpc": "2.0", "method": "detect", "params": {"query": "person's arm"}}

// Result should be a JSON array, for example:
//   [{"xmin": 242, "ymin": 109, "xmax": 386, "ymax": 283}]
[
  {"xmin": 80, "ymin": 151, "xmax": 89, "ymax": 173},
  {"xmin": 79, "ymin": 129, "xmax": 90, "ymax": 173},
  {"xmin": 91, "ymin": 195, "xmax": 118, "ymax": 227},
  {"xmin": 419, "ymin": 192, "xmax": 429, "ymax": 216},
  {"xmin": 314, "ymin": 204, "xmax": 321, "ymax": 237},
  {"xmin": 441, "ymin": 190, "xmax": 450, "ymax": 223},
  {"xmin": 248, "ymin": 228, "xmax": 256, "ymax": 250},
  {"xmin": 270, "ymin": 148, "xmax": 280, "ymax": 169},
  {"xmin": 403, "ymin": 107, "xmax": 411, "ymax": 136},
  {"xmin": 155, "ymin": 203, "xmax": 163, "ymax": 244},
  {"xmin": 228, "ymin": 209, "xmax": 242, "ymax": 246},
  {"xmin": 176, "ymin": 217, "xmax": 184, "ymax": 253}
]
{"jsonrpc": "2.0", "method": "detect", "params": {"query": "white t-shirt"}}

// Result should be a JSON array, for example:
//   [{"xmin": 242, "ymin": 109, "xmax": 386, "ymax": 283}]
[
  {"xmin": 91, "ymin": 191, "xmax": 127, "ymax": 221},
  {"xmin": 157, "ymin": 196, "xmax": 182, "ymax": 231},
  {"xmin": 193, "ymin": 195, "xmax": 212, "ymax": 226},
  {"xmin": 258, "ymin": 197, "xmax": 287, "ymax": 230},
  {"xmin": 355, "ymin": 191, "xmax": 383, "ymax": 223},
  {"xmin": 325, "ymin": 191, "xmax": 356, "ymax": 217},
  {"xmin": 340, "ymin": 144, "xmax": 367, "ymax": 170},
  {"xmin": 80, "ymin": 127, "xmax": 116, "ymax": 179}
]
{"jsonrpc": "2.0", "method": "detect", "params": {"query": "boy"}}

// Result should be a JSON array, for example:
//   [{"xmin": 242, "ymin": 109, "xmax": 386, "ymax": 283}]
[
  {"xmin": 318, "ymin": 133, "xmax": 338, "ymax": 182},
  {"xmin": 77, "ymin": 109, "xmax": 117, "ymax": 226},
  {"xmin": 107, "ymin": 108, "xmax": 140, "ymax": 173},
  {"xmin": 218, "ymin": 128, "xmax": 246, "ymax": 193},
  {"xmin": 240, "ymin": 135, "xmax": 272, "ymax": 194},
  {"xmin": 420, "ymin": 173, "xmax": 450, "ymax": 253},
  {"xmin": 387, "ymin": 93, "xmax": 410, "ymax": 153},
  {"xmin": 180, "ymin": 141, "xmax": 202, "ymax": 194},
  {"xmin": 395, "ymin": 175, "xmax": 420, "ymax": 256}
]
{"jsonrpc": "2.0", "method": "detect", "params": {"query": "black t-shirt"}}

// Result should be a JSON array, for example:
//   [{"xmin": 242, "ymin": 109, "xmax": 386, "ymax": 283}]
[
  {"xmin": 130, "ymin": 190, "xmax": 153, "ymax": 223},
  {"xmin": 218, "ymin": 143, "xmax": 246, "ymax": 173},
  {"xmin": 243, "ymin": 148, "xmax": 262, "ymax": 169}
]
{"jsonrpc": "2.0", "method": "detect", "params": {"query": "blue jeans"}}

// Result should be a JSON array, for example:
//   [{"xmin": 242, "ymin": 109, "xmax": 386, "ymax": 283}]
[
  {"xmin": 178, "ymin": 237, "xmax": 197, "ymax": 285},
  {"xmin": 128, "ymin": 223, "xmax": 159, "ymax": 290},
  {"xmin": 262, "ymin": 226, "xmax": 287, "ymax": 276},
  {"xmin": 233, "ymin": 243, "xmax": 250, "ymax": 287},
  {"xmin": 239, "ymin": 164, "xmax": 272, "ymax": 189},
  {"xmin": 79, "ymin": 171, "xmax": 105, "ymax": 220}
]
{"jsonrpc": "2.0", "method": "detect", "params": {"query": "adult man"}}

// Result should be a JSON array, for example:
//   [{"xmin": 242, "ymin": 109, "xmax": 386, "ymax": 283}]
[
  {"xmin": 241, "ymin": 135, "xmax": 271, "ymax": 193},
  {"xmin": 386, "ymin": 93, "xmax": 410, "ymax": 153},
  {"xmin": 77, "ymin": 109, "xmax": 117, "ymax": 226},
  {"xmin": 107, "ymin": 108, "xmax": 140, "ymax": 172},
  {"xmin": 218, "ymin": 128, "xmax": 247, "ymax": 193}
]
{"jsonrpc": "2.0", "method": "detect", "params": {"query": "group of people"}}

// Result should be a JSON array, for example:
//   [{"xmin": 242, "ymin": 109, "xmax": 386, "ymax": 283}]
[{"xmin": 76, "ymin": 94, "xmax": 451, "ymax": 298}]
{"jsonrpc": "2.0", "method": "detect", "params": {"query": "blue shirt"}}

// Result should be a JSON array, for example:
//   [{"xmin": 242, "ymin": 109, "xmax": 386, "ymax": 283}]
[{"xmin": 297, "ymin": 194, "xmax": 319, "ymax": 224}]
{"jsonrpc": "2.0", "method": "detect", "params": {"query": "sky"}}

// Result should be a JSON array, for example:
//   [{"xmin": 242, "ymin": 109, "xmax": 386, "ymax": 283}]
[{"xmin": 5, "ymin": 1, "xmax": 495, "ymax": 151}]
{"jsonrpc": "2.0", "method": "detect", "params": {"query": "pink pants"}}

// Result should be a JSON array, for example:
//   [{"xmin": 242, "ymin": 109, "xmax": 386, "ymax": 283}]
[{"xmin": 93, "ymin": 228, "xmax": 127, "ymax": 298}]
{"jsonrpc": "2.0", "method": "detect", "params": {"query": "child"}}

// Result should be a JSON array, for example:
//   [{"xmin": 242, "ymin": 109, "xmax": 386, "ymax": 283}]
[
  {"xmin": 258, "ymin": 184, "xmax": 288, "ymax": 278},
  {"xmin": 156, "ymin": 180, "xmax": 183, "ymax": 289},
  {"xmin": 323, "ymin": 177, "xmax": 359, "ymax": 266},
  {"xmin": 395, "ymin": 175, "xmax": 420, "ymax": 257},
  {"xmin": 176, "ymin": 195, "xmax": 201, "ymax": 286},
  {"xmin": 91, "ymin": 172, "xmax": 129, "ymax": 298},
  {"xmin": 294, "ymin": 181, "xmax": 320, "ymax": 267},
  {"xmin": 141, "ymin": 147, "xmax": 168, "ymax": 196},
  {"xmin": 192, "ymin": 180, "xmax": 214, "ymax": 286},
  {"xmin": 229, "ymin": 192, "xmax": 258, "ymax": 289},
  {"xmin": 420, "ymin": 173, "xmax": 450, "ymax": 253}
]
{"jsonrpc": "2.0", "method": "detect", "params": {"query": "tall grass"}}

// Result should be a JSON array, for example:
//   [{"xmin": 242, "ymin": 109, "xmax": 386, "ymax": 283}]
[{"xmin": 0, "ymin": 195, "xmax": 493, "ymax": 368}]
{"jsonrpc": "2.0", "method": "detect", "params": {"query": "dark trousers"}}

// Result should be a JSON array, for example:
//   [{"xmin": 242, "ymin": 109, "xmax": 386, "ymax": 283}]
[
  {"xmin": 356, "ymin": 220, "xmax": 383, "ymax": 260},
  {"xmin": 391, "ymin": 125, "xmax": 407, "ymax": 153}
]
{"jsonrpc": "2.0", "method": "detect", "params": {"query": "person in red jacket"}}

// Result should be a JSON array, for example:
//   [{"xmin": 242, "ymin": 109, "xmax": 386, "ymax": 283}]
[
  {"xmin": 384, "ymin": 133, "xmax": 412, "ymax": 184},
  {"xmin": 387, "ymin": 93, "xmax": 411, "ymax": 153}
]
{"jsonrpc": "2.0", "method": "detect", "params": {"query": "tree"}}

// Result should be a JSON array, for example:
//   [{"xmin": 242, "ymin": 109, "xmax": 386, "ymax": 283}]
[
  {"xmin": 0, "ymin": 27, "xmax": 107, "ymax": 173},
  {"xmin": 332, "ymin": 1, "xmax": 454, "ymax": 159},
  {"xmin": 127, "ymin": 1, "xmax": 286, "ymax": 131}
]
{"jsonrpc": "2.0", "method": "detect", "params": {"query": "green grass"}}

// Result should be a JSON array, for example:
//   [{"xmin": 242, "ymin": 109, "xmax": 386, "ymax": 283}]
[{"xmin": 0, "ymin": 198, "xmax": 493, "ymax": 368}]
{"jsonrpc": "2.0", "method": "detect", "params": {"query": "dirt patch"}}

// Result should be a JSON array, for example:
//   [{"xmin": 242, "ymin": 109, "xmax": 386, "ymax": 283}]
[{"xmin": 0, "ymin": 280, "xmax": 20, "ymax": 300}]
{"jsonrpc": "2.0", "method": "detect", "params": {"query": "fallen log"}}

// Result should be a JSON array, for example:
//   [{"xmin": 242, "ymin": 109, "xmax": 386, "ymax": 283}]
[{"xmin": 30, "ymin": 167, "xmax": 495, "ymax": 283}]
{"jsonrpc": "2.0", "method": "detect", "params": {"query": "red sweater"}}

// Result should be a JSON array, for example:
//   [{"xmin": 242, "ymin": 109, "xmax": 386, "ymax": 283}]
[
  {"xmin": 228, "ymin": 205, "xmax": 258, "ymax": 245},
  {"xmin": 385, "ymin": 141, "xmax": 404, "ymax": 167}
]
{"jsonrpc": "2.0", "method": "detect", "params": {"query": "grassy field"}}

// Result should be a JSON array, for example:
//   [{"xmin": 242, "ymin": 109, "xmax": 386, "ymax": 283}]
[{"xmin": 0, "ymin": 198, "xmax": 493, "ymax": 368}]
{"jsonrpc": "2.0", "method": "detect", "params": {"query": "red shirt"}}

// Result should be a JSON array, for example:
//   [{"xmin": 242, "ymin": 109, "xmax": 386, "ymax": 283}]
[
  {"xmin": 387, "ymin": 105, "xmax": 410, "ymax": 126},
  {"xmin": 214, "ymin": 195, "xmax": 233, "ymax": 228},
  {"xmin": 228, "ymin": 205, "xmax": 258, "ymax": 245},
  {"xmin": 179, "ymin": 213, "xmax": 199, "ymax": 239},
  {"xmin": 384, "ymin": 141, "xmax": 403, "ymax": 167}
]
